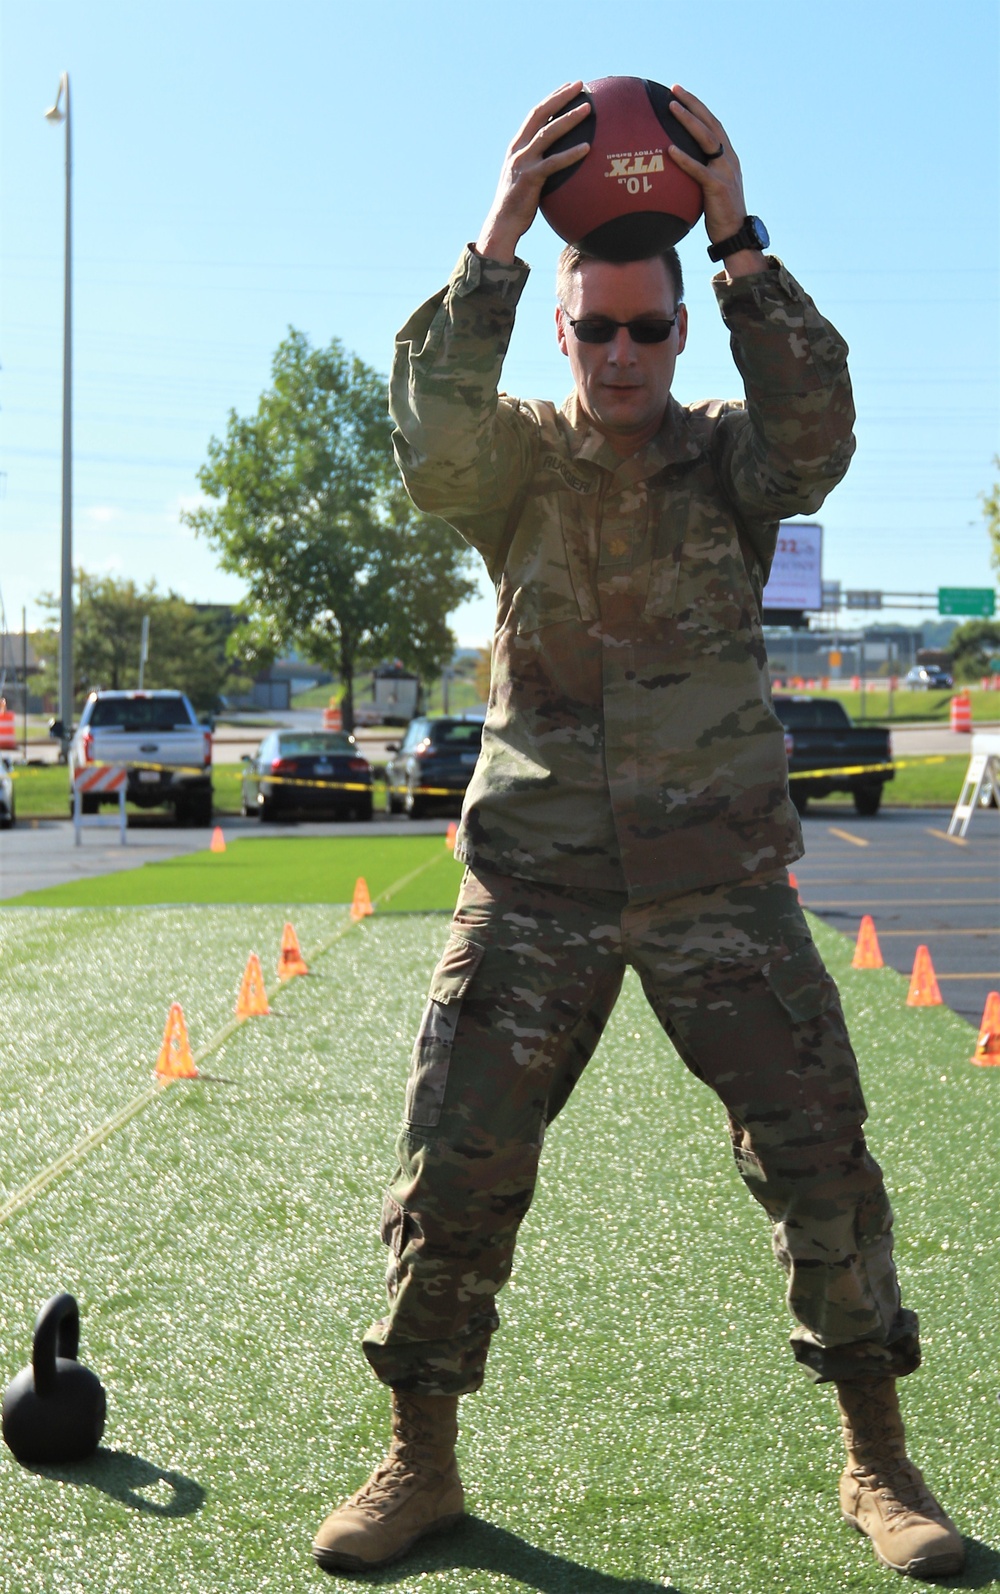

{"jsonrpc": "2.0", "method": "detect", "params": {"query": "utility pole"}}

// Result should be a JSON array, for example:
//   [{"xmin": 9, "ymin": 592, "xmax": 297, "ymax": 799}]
[{"xmin": 45, "ymin": 72, "xmax": 72, "ymax": 759}]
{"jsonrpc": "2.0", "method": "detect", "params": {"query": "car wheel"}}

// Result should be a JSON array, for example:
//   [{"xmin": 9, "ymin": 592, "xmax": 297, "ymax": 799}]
[
  {"xmin": 385, "ymin": 781, "xmax": 404, "ymax": 815},
  {"xmin": 259, "ymin": 795, "xmax": 278, "ymax": 822},
  {"xmin": 354, "ymin": 796, "xmax": 373, "ymax": 822},
  {"xmin": 790, "ymin": 789, "xmax": 808, "ymax": 818},
  {"xmin": 0, "ymin": 809, "xmax": 12, "ymax": 830},
  {"xmin": 241, "ymin": 787, "xmax": 256, "ymax": 818},
  {"xmin": 405, "ymin": 781, "xmax": 428, "ymax": 819},
  {"xmin": 853, "ymin": 785, "xmax": 883, "ymax": 817}
]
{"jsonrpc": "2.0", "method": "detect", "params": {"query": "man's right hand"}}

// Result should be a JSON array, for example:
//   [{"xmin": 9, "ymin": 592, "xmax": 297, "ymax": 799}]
[{"xmin": 475, "ymin": 84, "xmax": 591, "ymax": 264}]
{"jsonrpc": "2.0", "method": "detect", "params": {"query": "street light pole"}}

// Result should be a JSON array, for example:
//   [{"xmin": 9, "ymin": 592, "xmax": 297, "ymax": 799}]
[{"xmin": 45, "ymin": 72, "xmax": 72, "ymax": 758}]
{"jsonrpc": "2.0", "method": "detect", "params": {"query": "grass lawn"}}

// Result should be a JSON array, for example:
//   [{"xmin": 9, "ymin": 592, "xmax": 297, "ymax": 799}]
[
  {"xmin": 6, "ymin": 835, "xmax": 465, "ymax": 910},
  {"xmin": 0, "ymin": 900, "xmax": 996, "ymax": 1593}
]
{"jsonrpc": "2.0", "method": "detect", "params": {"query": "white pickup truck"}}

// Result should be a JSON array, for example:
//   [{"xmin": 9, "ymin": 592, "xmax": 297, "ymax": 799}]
[{"xmin": 57, "ymin": 690, "xmax": 214, "ymax": 825}]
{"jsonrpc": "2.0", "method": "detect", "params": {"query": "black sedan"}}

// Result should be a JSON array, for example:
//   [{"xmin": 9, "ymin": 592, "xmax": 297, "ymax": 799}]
[
  {"xmin": 384, "ymin": 716, "xmax": 483, "ymax": 818},
  {"xmin": 241, "ymin": 731, "xmax": 373, "ymax": 821}
]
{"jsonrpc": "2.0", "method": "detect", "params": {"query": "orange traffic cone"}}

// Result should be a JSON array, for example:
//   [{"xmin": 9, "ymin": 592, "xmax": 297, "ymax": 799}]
[
  {"xmin": 788, "ymin": 870, "xmax": 799, "ymax": 899},
  {"xmin": 210, "ymin": 826, "xmax": 226, "ymax": 853},
  {"xmin": 971, "ymin": 991, "xmax": 1000, "ymax": 1066},
  {"xmin": 906, "ymin": 945, "xmax": 943, "ymax": 1007},
  {"xmin": 445, "ymin": 821, "xmax": 458, "ymax": 850},
  {"xmin": 155, "ymin": 1002, "xmax": 198, "ymax": 1078},
  {"xmin": 277, "ymin": 921, "xmax": 309, "ymax": 979},
  {"xmin": 235, "ymin": 952, "xmax": 271, "ymax": 1018},
  {"xmin": 852, "ymin": 915, "xmax": 884, "ymax": 970},
  {"xmin": 350, "ymin": 877, "xmax": 374, "ymax": 921}
]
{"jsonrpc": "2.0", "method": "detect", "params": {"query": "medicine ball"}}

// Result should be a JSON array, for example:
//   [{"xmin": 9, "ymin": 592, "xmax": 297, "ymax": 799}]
[{"xmin": 540, "ymin": 77, "xmax": 708, "ymax": 260}]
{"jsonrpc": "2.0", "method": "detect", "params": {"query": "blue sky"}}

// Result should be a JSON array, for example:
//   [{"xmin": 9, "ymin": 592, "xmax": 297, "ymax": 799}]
[{"xmin": 1, "ymin": 0, "xmax": 997, "ymax": 643}]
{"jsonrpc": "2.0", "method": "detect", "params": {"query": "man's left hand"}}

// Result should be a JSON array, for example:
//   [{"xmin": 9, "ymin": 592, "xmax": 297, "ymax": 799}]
[{"xmin": 666, "ymin": 86, "xmax": 766, "ymax": 277}]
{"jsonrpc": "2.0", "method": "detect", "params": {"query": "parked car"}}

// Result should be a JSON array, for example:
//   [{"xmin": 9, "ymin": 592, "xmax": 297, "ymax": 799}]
[
  {"xmin": 904, "ymin": 665, "xmax": 953, "ymax": 690},
  {"xmin": 0, "ymin": 753, "xmax": 15, "ymax": 829},
  {"xmin": 57, "ymin": 690, "xmax": 213, "ymax": 825},
  {"xmin": 241, "ymin": 731, "xmax": 373, "ymax": 821},
  {"xmin": 384, "ymin": 716, "xmax": 483, "ymax": 818},
  {"xmin": 773, "ymin": 695, "xmax": 894, "ymax": 817}
]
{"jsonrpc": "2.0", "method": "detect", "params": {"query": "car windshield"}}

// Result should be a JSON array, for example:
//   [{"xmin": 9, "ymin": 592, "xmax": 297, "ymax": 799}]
[
  {"xmin": 774, "ymin": 699, "xmax": 850, "ymax": 729},
  {"xmin": 431, "ymin": 723, "xmax": 482, "ymax": 747},
  {"xmin": 276, "ymin": 734, "xmax": 355, "ymax": 755},
  {"xmin": 88, "ymin": 697, "xmax": 194, "ymax": 731}
]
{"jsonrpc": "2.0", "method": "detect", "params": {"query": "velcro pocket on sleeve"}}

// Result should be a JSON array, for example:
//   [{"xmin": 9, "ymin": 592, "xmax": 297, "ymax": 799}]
[
  {"xmin": 764, "ymin": 940, "xmax": 836, "ymax": 1024},
  {"xmin": 406, "ymin": 935, "xmax": 485, "ymax": 1127}
]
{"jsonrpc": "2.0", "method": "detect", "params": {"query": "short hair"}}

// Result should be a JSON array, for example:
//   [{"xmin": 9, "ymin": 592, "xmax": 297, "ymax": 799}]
[{"xmin": 556, "ymin": 243, "xmax": 684, "ymax": 310}]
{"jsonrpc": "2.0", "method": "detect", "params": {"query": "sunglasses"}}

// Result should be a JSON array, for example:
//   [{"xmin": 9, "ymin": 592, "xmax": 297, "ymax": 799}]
[{"xmin": 561, "ymin": 310, "xmax": 679, "ymax": 345}]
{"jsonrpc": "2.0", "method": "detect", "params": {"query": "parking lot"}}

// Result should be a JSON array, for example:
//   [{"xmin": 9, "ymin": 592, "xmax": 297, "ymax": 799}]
[{"xmin": 795, "ymin": 805, "xmax": 999, "ymax": 1026}]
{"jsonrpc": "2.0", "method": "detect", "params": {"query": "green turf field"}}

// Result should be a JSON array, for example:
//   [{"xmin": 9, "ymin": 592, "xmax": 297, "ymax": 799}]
[
  {"xmin": 0, "ymin": 893, "xmax": 996, "ymax": 1592},
  {"xmin": 8, "ymin": 835, "xmax": 465, "ymax": 910}
]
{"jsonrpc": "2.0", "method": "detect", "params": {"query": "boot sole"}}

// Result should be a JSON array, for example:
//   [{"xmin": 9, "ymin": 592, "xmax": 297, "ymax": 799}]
[
  {"xmin": 842, "ymin": 1510, "xmax": 965, "ymax": 1578},
  {"xmin": 312, "ymin": 1511, "xmax": 465, "ymax": 1575}
]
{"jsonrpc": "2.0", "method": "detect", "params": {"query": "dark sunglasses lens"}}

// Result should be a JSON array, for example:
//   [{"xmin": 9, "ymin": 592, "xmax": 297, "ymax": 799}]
[
  {"xmin": 628, "ymin": 319, "xmax": 676, "ymax": 343},
  {"xmin": 572, "ymin": 318, "xmax": 617, "ymax": 343}
]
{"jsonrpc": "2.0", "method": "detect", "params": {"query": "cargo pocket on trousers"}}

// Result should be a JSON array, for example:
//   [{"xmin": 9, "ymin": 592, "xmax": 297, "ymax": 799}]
[
  {"xmin": 764, "ymin": 940, "xmax": 837, "ymax": 1023},
  {"xmin": 405, "ymin": 934, "xmax": 485, "ymax": 1128}
]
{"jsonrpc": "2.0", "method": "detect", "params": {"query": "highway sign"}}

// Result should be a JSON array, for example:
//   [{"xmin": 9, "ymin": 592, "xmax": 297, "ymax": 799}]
[
  {"xmin": 846, "ymin": 591, "xmax": 883, "ymax": 610},
  {"xmin": 938, "ymin": 587, "xmax": 996, "ymax": 617}
]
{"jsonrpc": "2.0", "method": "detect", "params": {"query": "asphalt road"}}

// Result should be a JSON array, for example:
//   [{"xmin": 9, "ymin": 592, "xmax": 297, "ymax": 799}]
[{"xmin": 793, "ymin": 804, "xmax": 999, "ymax": 1027}]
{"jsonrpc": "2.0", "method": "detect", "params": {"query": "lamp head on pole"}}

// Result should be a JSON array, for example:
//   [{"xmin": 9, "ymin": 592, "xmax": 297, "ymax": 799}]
[{"xmin": 44, "ymin": 73, "xmax": 68, "ymax": 124}]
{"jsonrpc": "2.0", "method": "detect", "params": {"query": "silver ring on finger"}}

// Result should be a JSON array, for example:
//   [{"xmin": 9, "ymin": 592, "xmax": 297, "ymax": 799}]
[{"xmin": 705, "ymin": 143, "xmax": 725, "ymax": 161}]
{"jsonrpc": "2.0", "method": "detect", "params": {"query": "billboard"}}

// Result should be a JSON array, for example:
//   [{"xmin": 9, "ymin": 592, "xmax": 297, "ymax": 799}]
[{"xmin": 763, "ymin": 523, "xmax": 823, "ymax": 612}]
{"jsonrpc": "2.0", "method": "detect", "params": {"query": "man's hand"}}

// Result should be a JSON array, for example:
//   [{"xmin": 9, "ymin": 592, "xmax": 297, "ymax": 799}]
[
  {"xmin": 666, "ymin": 86, "xmax": 766, "ymax": 279},
  {"xmin": 476, "ymin": 84, "xmax": 591, "ymax": 264}
]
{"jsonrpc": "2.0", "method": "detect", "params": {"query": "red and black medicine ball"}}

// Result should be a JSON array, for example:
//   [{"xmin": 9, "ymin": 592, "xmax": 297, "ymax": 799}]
[{"xmin": 540, "ymin": 77, "xmax": 708, "ymax": 260}]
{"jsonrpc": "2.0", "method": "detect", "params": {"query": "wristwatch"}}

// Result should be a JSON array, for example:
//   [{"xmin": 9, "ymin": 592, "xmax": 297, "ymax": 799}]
[{"xmin": 707, "ymin": 216, "xmax": 769, "ymax": 262}]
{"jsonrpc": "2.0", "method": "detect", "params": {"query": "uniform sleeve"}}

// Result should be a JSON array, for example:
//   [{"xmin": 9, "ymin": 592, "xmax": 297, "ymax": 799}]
[
  {"xmin": 389, "ymin": 245, "xmax": 539, "ymax": 568},
  {"xmin": 710, "ymin": 257, "xmax": 856, "ymax": 573}
]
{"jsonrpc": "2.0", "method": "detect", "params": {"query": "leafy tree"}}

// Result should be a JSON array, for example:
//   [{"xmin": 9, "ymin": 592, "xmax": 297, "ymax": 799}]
[
  {"xmin": 38, "ymin": 572, "xmax": 247, "ymax": 712},
  {"xmin": 183, "ymin": 329, "xmax": 477, "ymax": 730},
  {"xmin": 948, "ymin": 618, "xmax": 1000, "ymax": 683}
]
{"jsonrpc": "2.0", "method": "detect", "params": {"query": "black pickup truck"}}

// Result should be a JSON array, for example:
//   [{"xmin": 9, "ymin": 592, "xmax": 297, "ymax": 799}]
[{"xmin": 774, "ymin": 695, "xmax": 894, "ymax": 817}]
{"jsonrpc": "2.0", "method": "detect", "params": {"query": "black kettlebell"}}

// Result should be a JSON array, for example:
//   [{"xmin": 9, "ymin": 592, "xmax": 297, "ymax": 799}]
[{"xmin": 2, "ymin": 1292, "xmax": 106, "ymax": 1464}]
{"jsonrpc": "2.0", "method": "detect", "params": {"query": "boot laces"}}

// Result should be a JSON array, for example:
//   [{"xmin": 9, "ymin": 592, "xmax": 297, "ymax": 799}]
[
  {"xmin": 852, "ymin": 1460, "xmax": 945, "ymax": 1527},
  {"xmin": 350, "ymin": 1455, "xmax": 420, "ymax": 1515}
]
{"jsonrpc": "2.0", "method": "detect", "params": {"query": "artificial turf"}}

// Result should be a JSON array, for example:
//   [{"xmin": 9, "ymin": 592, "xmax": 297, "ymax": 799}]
[
  {"xmin": 0, "ymin": 903, "xmax": 996, "ymax": 1593},
  {"xmin": 7, "ymin": 835, "xmax": 465, "ymax": 910}
]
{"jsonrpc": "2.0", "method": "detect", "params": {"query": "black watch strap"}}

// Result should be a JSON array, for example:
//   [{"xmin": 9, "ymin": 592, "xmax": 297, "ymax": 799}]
[{"xmin": 707, "ymin": 215, "xmax": 769, "ymax": 263}]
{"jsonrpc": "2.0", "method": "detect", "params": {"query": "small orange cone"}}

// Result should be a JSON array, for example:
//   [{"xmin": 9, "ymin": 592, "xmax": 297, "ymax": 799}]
[
  {"xmin": 278, "ymin": 921, "xmax": 309, "ymax": 979},
  {"xmin": 788, "ymin": 870, "xmax": 799, "ymax": 899},
  {"xmin": 445, "ymin": 821, "xmax": 458, "ymax": 850},
  {"xmin": 235, "ymin": 952, "xmax": 271, "ymax": 1018},
  {"xmin": 906, "ymin": 945, "xmax": 943, "ymax": 1007},
  {"xmin": 210, "ymin": 826, "xmax": 226, "ymax": 853},
  {"xmin": 350, "ymin": 877, "xmax": 374, "ymax": 921},
  {"xmin": 971, "ymin": 991, "xmax": 1000, "ymax": 1066},
  {"xmin": 852, "ymin": 915, "xmax": 884, "ymax": 970},
  {"xmin": 155, "ymin": 1002, "xmax": 198, "ymax": 1078}
]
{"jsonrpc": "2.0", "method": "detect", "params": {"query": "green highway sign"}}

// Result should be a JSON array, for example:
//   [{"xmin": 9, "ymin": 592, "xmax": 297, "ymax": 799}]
[{"xmin": 938, "ymin": 587, "xmax": 996, "ymax": 617}]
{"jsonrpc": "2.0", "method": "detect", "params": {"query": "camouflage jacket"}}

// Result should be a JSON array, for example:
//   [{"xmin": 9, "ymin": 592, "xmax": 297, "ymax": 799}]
[{"xmin": 390, "ymin": 246, "xmax": 855, "ymax": 899}]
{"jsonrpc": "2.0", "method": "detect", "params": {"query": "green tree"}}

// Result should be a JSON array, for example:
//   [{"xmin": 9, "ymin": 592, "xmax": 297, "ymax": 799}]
[
  {"xmin": 38, "ymin": 572, "xmax": 247, "ymax": 712},
  {"xmin": 183, "ymin": 329, "xmax": 477, "ymax": 730},
  {"xmin": 948, "ymin": 618, "xmax": 1000, "ymax": 683}
]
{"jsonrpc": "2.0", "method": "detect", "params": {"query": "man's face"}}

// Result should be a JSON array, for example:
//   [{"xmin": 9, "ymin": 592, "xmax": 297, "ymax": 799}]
[{"xmin": 555, "ymin": 256, "xmax": 688, "ymax": 454}]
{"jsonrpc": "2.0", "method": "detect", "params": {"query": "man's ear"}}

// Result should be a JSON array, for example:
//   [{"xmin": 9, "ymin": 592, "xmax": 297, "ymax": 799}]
[
  {"xmin": 675, "ymin": 303, "xmax": 689, "ymax": 357},
  {"xmin": 555, "ymin": 304, "xmax": 570, "ymax": 357}
]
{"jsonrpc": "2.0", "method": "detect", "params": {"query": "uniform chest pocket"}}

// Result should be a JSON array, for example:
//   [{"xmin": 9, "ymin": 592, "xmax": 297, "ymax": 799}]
[
  {"xmin": 508, "ymin": 490, "xmax": 593, "ymax": 636},
  {"xmin": 405, "ymin": 934, "xmax": 485, "ymax": 1128}
]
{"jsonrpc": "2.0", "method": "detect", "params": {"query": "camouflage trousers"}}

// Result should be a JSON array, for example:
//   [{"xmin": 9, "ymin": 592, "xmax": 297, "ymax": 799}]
[{"xmin": 362, "ymin": 865, "xmax": 920, "ymax": 1396}]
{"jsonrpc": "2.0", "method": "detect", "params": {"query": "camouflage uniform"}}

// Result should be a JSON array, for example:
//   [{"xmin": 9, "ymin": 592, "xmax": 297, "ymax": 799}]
[{"xmin": 363, "ymin": 247, "xmax": 919, "ymax": 1395}]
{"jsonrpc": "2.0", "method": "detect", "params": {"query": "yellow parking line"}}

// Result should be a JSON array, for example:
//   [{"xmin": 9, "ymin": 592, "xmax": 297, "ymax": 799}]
[
  {"xmin": 926, "ymin": 828, "xmax": 968, "ymax": 848},
  {"xmin": 827, "ymin": 827, "xmax": 870, "ymax": 847}
]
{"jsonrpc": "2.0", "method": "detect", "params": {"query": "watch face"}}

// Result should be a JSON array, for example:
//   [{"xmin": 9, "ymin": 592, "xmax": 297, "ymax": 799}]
[{"xmin": 748, "ymin": 216, "xmax": 769, "ymax": 250}]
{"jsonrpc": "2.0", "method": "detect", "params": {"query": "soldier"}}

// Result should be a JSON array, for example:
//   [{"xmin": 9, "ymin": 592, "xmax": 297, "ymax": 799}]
[{"xmin": 313, "ymin": 83, "xmax": 964, "ymax": 1579}]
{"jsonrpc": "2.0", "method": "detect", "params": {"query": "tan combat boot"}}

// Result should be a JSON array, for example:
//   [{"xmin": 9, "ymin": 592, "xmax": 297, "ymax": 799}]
[
  {"xmin": 312, "ymin": 1392, "xmax": 464, "ymax": 1573},
  {"xmin": 836, "ymin": 1379, "xmax": 964, "ymax": 1579}
]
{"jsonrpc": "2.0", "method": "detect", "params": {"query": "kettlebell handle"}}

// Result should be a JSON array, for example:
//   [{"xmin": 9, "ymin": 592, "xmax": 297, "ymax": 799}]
[{"xmin": 32, "ymin": 1292, "xmax": 80, "ymax": 1398}]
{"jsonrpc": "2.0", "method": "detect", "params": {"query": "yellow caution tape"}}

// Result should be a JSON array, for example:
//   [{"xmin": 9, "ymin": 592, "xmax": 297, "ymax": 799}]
[{"xmin": 790, "ymin": 755, "xmax": 948, "ymax": 781}]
